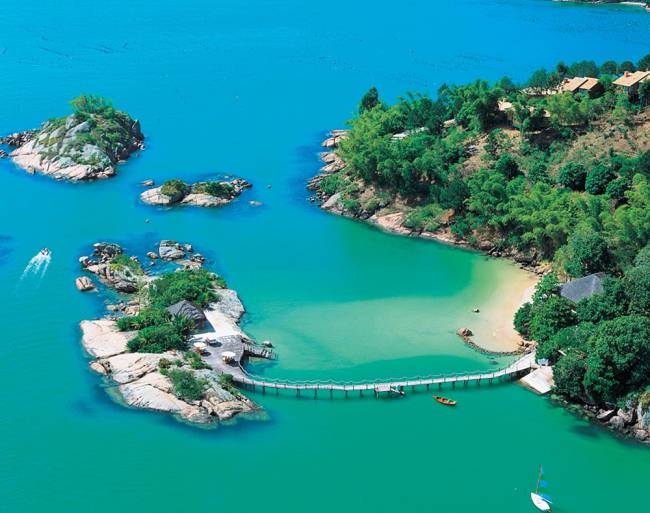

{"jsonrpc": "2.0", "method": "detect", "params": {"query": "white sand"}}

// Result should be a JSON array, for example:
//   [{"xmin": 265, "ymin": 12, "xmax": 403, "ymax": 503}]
[{"xmin": 468, "ymin": 267, "xmax": 538, "ymax": 353}]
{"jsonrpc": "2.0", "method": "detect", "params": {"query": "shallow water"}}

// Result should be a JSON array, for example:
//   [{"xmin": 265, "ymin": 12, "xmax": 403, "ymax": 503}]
[{"xmin": 1, "ymin": 1, "xmax": 649, "ymax": 511}]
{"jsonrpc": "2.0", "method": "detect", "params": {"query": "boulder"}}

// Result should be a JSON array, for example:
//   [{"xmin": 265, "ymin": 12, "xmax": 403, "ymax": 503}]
[
  {"xmin": 634, "ymin": 429, "xmax": 648, "ymax": 442},
  {"xmin": 159, "ymin": 240, "xmax": 185, "ymax": 260},
  {"xmin": 321, "ymin": 192, "xmax": 342, "ymax": 211},
  {"xmin": 617, "ymin": 408, "xmax": 636, "ymax": 426},
  {"xmin": 75, "ymin": 276, "xmax": 95, "ymax": 292},
  {"xmin": 609, "ymin": 416, "xmax": 625, "ymax": 430},
  {"xmin": 213, "ymin": 289, "xmax": 246, "ymax": 321},
  {"xmin": 140, "ymin": 187, "xmax": 177, "ymax": 205},
  {"xmin": 146, "ymin": 251, "xmax": 158, "ymax": 260},
  {"xmin": 100, "ymin": 352, "xmax": 174, "ymax": 384},
  {"xmin": 456, "ymin": 327, "xmax": 473, "ymax": 338},
  {"xmin": 141, "ymin": 179, "xmax": 154, "ymax": 187},
  {"xmin": 79, "ymin": 256, "xmax": 91, "ymax": 267},
  {"xmin": 597, "ymin": 409, "xmax": 617, "ymax": 422},
  {"xmin": 80, "ymin": 319, "xmax": 136, "ymax": 358},
  {"xmin": 180, "ymin": 193, "xmax": 228, "ymax": 207}
]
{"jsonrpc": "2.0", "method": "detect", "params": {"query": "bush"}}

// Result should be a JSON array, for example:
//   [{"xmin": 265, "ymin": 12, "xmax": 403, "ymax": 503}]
[
  {"xmin": 168, "ymin": 369, "xmax": 207, "ymax": 402},
  {"xmin": 514, "ymin": 302, "xmax": 533, "ymax": 339},
  {"xmin": 191, "ymin": 181, "xmax": 235, "ymax": 198},
  {"xmin": 149, "ymin": 269, "xmax": 220, "ymax": 308},
  {"xmin": 585, "ymin": 164, "xmax": 616, "ymax": 195},
  {"xmin": 116, "ymin": 307, "xmax": 170, "ymax": 331},
  {"xmin": 319, "ymin": 174, "xmax": 348, "ymax": 196},
  {"xmin": 161, "ymin": 179, "xmax": 190, "ymax": 199},
  {"xmin": 403, "ymin": 204, "xmax": 443, "ymax": 232},
  {"xmin": 557, "ymin": 163, "xmax": 587, "ymax": 191},
  {"xmin": 494, "ymin": 154, "xmax": 520, "ymax": 180},
  {"xmin": 127, "ymin": 323, "xmax": 187, "ymax": 353},
  {"xmin": 110, "ymin": 254, "xmax": 143, "ymax": 275}
]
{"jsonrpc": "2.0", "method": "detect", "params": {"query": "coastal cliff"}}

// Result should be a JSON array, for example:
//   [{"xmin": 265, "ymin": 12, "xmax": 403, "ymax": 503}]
[
  {"xmin": 2, "ymin": 95, "xmax": 143, "ymax": 181},
  {"xmin": 77, "ymin": 240, "xmax": 270, "ymax": 426}
]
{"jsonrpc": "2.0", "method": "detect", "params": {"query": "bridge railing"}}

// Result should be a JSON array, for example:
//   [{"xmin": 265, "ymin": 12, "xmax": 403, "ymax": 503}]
[{"xmin": 234, "ymin": 353, "xmax": 533, "ymax": 388}]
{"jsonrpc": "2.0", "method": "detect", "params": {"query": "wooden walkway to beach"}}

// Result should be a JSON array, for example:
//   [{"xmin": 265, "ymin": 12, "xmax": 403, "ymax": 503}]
[{"xmin": 233, "ymin": 352, "xmax": 535, "ymax": 398}]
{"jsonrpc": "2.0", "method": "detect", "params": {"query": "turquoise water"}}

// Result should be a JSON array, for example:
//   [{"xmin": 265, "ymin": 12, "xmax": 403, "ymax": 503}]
[{"xmin": 1, "ymin": 1, "xmax": 649, "ymax": 511}]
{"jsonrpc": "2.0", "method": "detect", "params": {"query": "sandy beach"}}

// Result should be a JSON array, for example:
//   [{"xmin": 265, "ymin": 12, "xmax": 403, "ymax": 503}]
[{"xmin": 466, "ymin": 265, "xmax": 538, "ymax": 354}]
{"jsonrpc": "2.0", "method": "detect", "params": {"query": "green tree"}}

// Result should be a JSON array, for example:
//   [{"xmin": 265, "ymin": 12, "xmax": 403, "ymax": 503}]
[
  {"xmin": 636, "ymin": 54, "xmax": 650, "ymax": 71},
  {"xmin": 557, "ymin": 163, "xmax": 587, "ymax": 191},
  {"xmin": 528, "ymin": 296, "xmax": 576, "ymax": 342},
  {"xmin": 585, "ymin": 164, "xmax": 616, "ymax": 195},
  {"xmin": 554, "ymin": 349, "xmax": 588, "ymax": 402},
  {"xmin": 494, "ymin": 153, "xmax": 520, "ymax": 180},
  {"xmin": 576, "ymin": 278, "xmax": 629, "ymax": 324},
  {"xmin": 600, "ymin": 60, "xmax": 618, "ymax": 76},
  {"xmin": 562, "ymin": 229, "xmax": 611, "ymax": 278},
  {"xmin": 359, "ymin": 86, "xmax": 380, "ymax": 113},
  {"xmin": 583, "ymin": 316, "xmax": 650, "ymax": 403},
  {"xmin": 624, "ymin": 264, "xmax": 650, "ymax": 315}
]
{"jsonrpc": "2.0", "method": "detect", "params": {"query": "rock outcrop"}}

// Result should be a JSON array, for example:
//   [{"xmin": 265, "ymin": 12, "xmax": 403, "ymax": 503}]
[
  {"xmin": 78, "ymin": 240, "xmax": 261, "ymax": 426},
  {"xmin": 79, "ymin": 242, "xmax": 145, "ymax": 293},
  {"xmin": 6, "ymin": 98, "xmax": 143, "ymax": 181},
  {"xmin": 80, "ymin": 311, "xmax": 256, "ymax": 425},
  {"xmin": 141, "ymin": 178, "xmax": 252, "ymax": 208}
]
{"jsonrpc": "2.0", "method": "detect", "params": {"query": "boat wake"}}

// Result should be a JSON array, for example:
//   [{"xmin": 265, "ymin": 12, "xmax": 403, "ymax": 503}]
[{"xmin": 21, "ymin": 250, "xmax": 51, "ymax": 280}]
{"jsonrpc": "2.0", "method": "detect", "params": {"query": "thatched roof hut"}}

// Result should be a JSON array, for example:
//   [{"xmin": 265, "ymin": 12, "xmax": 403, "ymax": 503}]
[
  {"xmin": 166, "ymin": 300, "xmax": 207, "ymax": 327},
  {"xmin": 560, "ymin": 273, "xmax": 606, "ymax": 303}
]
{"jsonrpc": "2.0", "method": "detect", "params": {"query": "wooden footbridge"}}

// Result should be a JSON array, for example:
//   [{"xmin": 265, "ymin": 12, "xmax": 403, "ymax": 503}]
[{"xmin": 233, "ymin": 352, "xmax": 536, "ymax": 398}]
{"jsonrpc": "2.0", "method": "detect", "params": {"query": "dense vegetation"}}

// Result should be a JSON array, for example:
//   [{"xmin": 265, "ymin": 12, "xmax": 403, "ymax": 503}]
[
  {"xmin": 160, "ymin": 179, "xmax": 237, "ymax": 200},
  {"xmin": 319, "ymin": 56, "xmax": 650, "ymax": 409},
  {"xmin": 119, "ymin": 269, "xmax": 224, "ymax": 353},
  {"xmin": 42, "ymin": 95, "xmax": 142, "ymax": 166}
]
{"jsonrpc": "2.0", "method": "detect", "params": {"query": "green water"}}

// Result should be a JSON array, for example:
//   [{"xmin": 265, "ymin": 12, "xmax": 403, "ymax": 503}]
[{"xmin": 1, "ymin": 1, "xmax": 649, "ymax": 511}]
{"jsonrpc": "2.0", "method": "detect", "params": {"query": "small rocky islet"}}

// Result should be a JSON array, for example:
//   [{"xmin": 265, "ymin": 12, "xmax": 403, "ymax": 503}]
[
  {"xmin": 1, "ymin": 95, "xmax": 144, "ymax": 180},
  {"xmin": 77, "ymin": 240, "xmax": 273, "ymax": 426},
  {"xmin": 140, "ymin": 177, "xmax": 252, "ymax": 208}
]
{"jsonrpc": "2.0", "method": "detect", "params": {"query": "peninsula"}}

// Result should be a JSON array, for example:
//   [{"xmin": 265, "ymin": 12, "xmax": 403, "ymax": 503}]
[
  {"xmin": 309, "ymin": 56, "xmax": 650, "ymax": 443},
  {"xmin": 1, "ymin": 95, "xmax": 143, "ymax": 180},
  {"xmin": 141, "ymin": 178, "xmax": 252, "ymax": 208},
  {"xmin": 77, "ymin": 240, "xmax": 273, "ymax": 425}
]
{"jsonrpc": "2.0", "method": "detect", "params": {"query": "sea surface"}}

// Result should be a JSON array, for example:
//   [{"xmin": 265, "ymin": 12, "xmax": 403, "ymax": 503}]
[{"xmin": 1, "ymin": 1, "xmax": 649, "ymax": 511}]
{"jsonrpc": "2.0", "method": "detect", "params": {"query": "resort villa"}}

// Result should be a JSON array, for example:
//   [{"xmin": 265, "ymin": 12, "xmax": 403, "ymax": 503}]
[
  {"xmin": 613, "ymin": 70, "xmax": 650, "ymax": 98},
  {"xmin": 559, "ymin": 273, "xmax": 607, "ymax": 304},
  {"xmin": 559, "ymin": 76, "xmax": 604, "ymax": 98}
]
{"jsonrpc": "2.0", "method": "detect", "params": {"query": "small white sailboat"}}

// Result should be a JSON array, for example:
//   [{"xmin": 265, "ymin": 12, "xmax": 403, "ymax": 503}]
[{"xmin": 531, "ymin": 465, "xmax": 552, "ymax": 511}]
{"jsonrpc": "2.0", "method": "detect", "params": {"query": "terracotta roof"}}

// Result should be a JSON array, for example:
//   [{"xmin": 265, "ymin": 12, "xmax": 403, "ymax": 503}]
[
  {"xmin": 579, "ymin": 77, "xmax": 601, "ymax": 91},
  {"xmin": 613, "ymin": 71, "xmax": 650, "ymax": 87},
  {"xmin": 561, "ymin": 77, "xmax": 600, "ymax": 93},
  {"xmin": 561, "ymin": 77, "xmax": 589, "ymax": 93}
]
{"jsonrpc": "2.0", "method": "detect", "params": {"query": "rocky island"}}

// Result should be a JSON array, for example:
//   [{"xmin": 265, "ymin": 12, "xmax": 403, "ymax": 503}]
[
  {"xmin": 77, "ymin": 240, "xmax": 273, "ymax": 425},
  {"xmin": 309, "ymin": 57, "xmax": 650, "ymax": 444},
  {"xmin": 141, "ymin": 178, "xmax": 252, "ymax": 208},
  {"xmin": 1, "ymin": 95, "xmax": 143, "ymax": 180}
]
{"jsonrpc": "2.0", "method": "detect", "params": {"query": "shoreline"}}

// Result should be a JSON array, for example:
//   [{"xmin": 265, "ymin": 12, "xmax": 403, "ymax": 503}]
[{"xmin": 316, "ymin": 196, "xmax": 540, "ymax": 354}]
